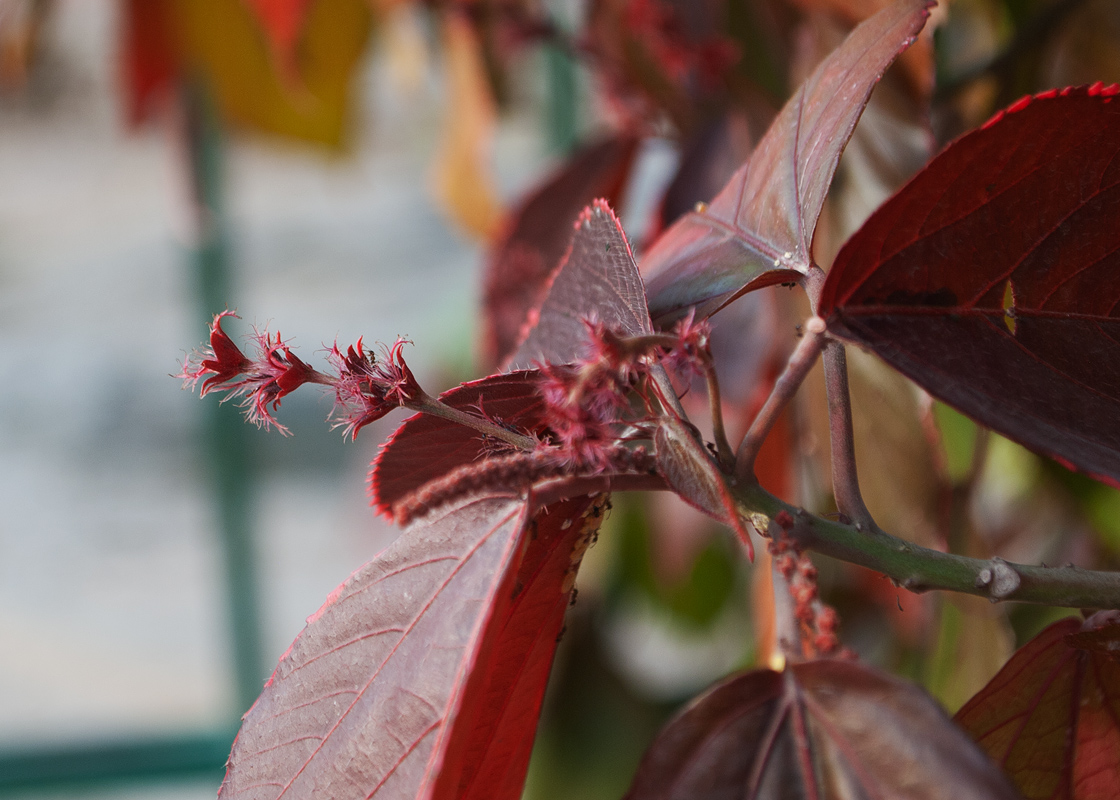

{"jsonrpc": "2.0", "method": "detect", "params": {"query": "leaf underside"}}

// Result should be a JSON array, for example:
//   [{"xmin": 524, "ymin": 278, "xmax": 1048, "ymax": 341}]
[
  {"xmin": 955, "ymin": 614, "xmax": 1120, "ymax": 800},
  {"xmin": 624, "ymin": 660, "xmax": 1020, "ymax": 800},
  {"xmin": 220, "ymin": 491, "xmax": 606, "ymax": 800},
  {"xmin": 509, "ymin": 199, "xmax": 653, "ymax": 370},
  {"xmin": 821, "ymin": 86, "xmax": 1120, "ymax": 486},
  {"xmin": 641, "ymin": 0, "xmax": 933, "ymax": 326}
]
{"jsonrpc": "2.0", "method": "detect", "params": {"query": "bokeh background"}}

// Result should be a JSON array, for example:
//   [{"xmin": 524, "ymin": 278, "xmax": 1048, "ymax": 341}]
[{"xmin": 2, "ymin": 0, "xmax": 1119, "ymax": 798}]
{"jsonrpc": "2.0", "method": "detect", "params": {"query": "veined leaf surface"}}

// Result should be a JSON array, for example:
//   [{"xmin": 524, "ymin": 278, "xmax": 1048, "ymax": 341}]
[
  {"xmin": 510, "ymin": 199, "xmax": 653, "ymax": 369},
  {"xmin": 220, "ymin": 491, "xmax": 605, "ymax": 800},
  {"xmin": 821, "ymin": 86, "xmax": 1120, "ymax": 486},
  {"xmin": 956, "ymin": 612, "xmax": 1120, "ymax": 800},
  {"xmin": 625, "ymin": 660, "xmax": 1020, "ymax": 800},
  {"xmin": 484, "ymin": 136, "xmax": 639, "ymax": 365}
]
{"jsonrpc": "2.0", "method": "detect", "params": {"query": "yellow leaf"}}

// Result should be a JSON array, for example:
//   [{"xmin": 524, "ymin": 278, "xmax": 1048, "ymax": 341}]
[
  {"xmin": 171, "ymin": 0, "xmax": 373, "ymax": 148},
  {"xmin": 431, "ymin": 11, "xmax": 503, "ymax": 240}
]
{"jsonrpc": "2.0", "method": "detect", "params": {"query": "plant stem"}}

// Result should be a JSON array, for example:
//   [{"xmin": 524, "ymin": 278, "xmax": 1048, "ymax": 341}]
[
  {"xmin": 409, "ymin": 393, "xmax": 539, "ymax": 451},
  {"xmin": 822, "ymin": 341, "xmax": 872, "ymax": 527},
  {"xmin": 734, "ymin": 482, "xmax": 1120, "ymax": 610},
  {"xmin": 736, "ymin": 318, "xmax": 826, "ymax": 480}
]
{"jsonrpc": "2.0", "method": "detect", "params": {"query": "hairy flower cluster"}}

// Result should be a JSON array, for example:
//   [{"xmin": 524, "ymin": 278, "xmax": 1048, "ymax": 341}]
[
  {"xmin": 178, "ymin": 312, "xmax": 420, "ymax": 437},
  {"xmin": 178, "ymin": 312, "xmax": 330, "ymax": 434},
  {"xmin": 327, "ymin": 337, "xmax": 421, "ymax": 440},
  {"xmin": 534, "ymin": 318, "xmax": 716, "ymax": 471},
  {"xmin": 660, "ymin": 311, "xmax": 712, "ymax": 384}
]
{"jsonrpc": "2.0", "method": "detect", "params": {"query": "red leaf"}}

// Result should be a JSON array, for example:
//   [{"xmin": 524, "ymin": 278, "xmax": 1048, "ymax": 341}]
[
  {"xmin": 121, "ymin": 0, "xmax": 178, "ymax": 126},
  {"xmin": 641, "ymin": 0, "xmax": 933, "ymax": 325},
  {"xmin": 483, "ymin": 136, "xmax": 640, "ymax": 366},
  {"xmin": 956, "ymin": 612, "xmax": 1120, "ymax": 800},
  {"xmin": 219, "ymin": 491, "xmax": 607, "ymax": 800},
  {"xmin": 243, "ymin": 0, "xmax": 312, "ymax": 69},
  {"xmin": 820, "ymin": 86, "xmax": 1120, "ymax": 487},
  {"xmin": 509, "ymin": 199, "xmax": 654, "ymax": 369},
  {"xmin": 370, "ymin": 371, "xmax": 547, "ymax": 517},
  {"xmin": 625, "ymin": 660, "xmax": 1021, "ymax": 800}
]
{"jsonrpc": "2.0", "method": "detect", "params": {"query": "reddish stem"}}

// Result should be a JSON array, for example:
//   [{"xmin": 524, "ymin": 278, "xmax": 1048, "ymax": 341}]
[
  {"xmin": 823, "ymin": 342, "xmax": 872, "ymax": 527},
  {"xmin": 736, "ymin": 318, "xmax": 826, "ymax": 481}
]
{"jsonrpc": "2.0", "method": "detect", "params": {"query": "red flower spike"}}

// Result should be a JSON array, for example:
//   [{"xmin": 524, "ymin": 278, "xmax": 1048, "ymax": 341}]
[
  {"xmin": 178, "ymin": 311, "xmax": 252, "ymax": 396},
  {"xmin": 179, "ymin": 313, "xmax": 331, "ymax": 435}
]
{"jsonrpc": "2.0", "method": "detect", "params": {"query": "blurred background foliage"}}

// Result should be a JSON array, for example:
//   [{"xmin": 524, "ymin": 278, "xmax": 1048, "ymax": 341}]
[{"xmin": 1, "ymin": 0, "xmax": 1118, "ymax": 797}]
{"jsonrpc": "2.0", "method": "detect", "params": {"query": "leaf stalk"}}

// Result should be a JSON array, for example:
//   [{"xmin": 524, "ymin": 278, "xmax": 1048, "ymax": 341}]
[{"xmin": 736, "ymin": 318, "xmax": 826, "ymax": 480}]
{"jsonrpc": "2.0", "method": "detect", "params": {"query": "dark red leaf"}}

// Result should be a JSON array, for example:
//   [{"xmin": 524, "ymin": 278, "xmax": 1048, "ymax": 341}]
[
  {"xmin": 219, "ymin": 491, "xmax": 607, "ymax": 800},
  {"xmin": 641, "ymin": 0, "xmax": 933, "ymax": 325},
  {"xmin": 956, "ymin": 612, "xmax": 1120, "ymax": 800},
  {"xmin": 509, "ymin": 199, "xmax": 653, "ymax": 369},
  {"xmin": 625, "ymin": 660, "xmax": 1021, "ymax": 800},
  {"xmin": 370, "ymin": 371, "xmax": 546, "ymax": 517},
  {"xmin": 820, "ymin": 86, "xmax": 1120, "ymax": 487},
  {"xmin": 483, "ymin": 136, "xmax": 640, "ymax": 366}
]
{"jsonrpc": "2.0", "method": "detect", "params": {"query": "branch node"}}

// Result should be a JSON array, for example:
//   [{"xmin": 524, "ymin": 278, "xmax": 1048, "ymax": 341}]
[
  {"xmin": 976, "ymin": 557, "xmax": 1020, "ymax": 601},
  {"xmin": 748, "ymin": 513, "xmax": 773, "ymax": 538}
]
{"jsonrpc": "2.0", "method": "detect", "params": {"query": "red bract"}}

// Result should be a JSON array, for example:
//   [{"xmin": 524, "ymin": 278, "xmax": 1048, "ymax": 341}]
[
  {"xmin": 535, "ymin": 359, "xmax": 631, "ymax": 471},
  {"xmin": 328, "ymin": 337, "xmax": 423, "ymax": 440},
  {"xmin": 180, "ymin": 312, "xmax": 330, "ymax": 434},
  {"xmin": 178, "ymin": 310, "xmax": 251, "ymax": 397},
  {"xmin": 240, "ymin": 329, "xmax": 330, "ymax": 433}
]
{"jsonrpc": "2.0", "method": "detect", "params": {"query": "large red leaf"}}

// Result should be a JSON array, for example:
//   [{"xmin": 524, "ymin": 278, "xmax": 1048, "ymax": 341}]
[
  {"xmin": 820, "ymin": 85, "xmax": 1120, "ymax": 486},
  {"xmin": 641, "ymin": 0, "xmax": 933, "ymax": 326},
  {"xmin": 509, "ymin": 199, "xmax": 654, "ymax": 369},
  {"xmin": 219, "ymin": 490, "xmax": 606, "ymax": 800},
  {"xmin": 483, "ymin": 136, "xmax": 640, "ymax": 366},
  {"xmin": 370, "ymin": 371, "xmax": 547, "ymax": 517},
  {"xmin": 625, "ymin": 660, "xmax": 1021, "ymax": 800},
  {"xmin": 955, "ymin": 612, "xmax": 1120, "ymax": 800}
]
